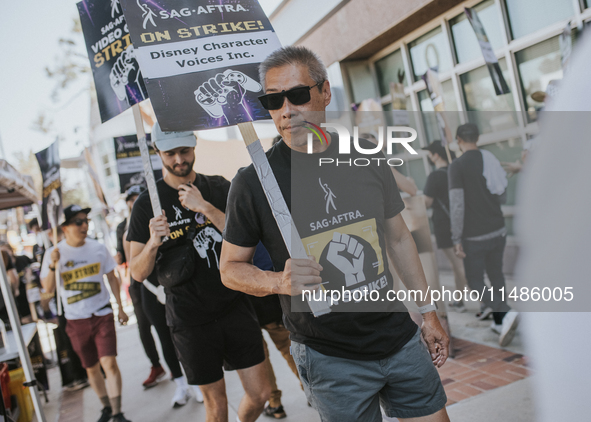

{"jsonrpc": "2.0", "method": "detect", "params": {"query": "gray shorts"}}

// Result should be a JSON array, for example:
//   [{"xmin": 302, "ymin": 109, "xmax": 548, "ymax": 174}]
[{"xmin": 291, "ymin": 328, "xmax": 447, "ymax": 421}]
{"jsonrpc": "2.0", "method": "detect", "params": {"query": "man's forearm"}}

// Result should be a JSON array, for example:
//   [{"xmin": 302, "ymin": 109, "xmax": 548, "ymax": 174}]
[
  {"xmin": 203, "ymin": 204, "xmax": 225, "ymax": 232},
  {"xmin": 107, "ymin": 274, "xmax": 123, "ymax": 308},
  {"xmin": 130, "ymin": 241, "xmax": 158, "ymax": 281},
  {"xmin": 387, "ymin": 230, "xmax": 431, "ymax": 307},
  {"xmin": 221, "ymin": 261, "xmax": 280, "ymax": 297},
  {"xmin": 449, "ymin": 188, "xmax": 465, "ymax": 245},
  {"xmin": 41, "ymin": 271, "xmax": 57, "ymax": 294}
]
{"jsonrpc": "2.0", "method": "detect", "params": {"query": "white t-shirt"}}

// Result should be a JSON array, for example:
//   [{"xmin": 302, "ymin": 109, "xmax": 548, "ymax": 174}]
[{"xmin": 40, "ymin": 238, "xmax": 117, "ymax": 320}]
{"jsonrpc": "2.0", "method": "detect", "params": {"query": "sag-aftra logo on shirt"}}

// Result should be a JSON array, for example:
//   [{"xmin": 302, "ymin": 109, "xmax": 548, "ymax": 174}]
[{"xmin": 62, "ymin": 263, "xmax": 102, "ymax": 304}]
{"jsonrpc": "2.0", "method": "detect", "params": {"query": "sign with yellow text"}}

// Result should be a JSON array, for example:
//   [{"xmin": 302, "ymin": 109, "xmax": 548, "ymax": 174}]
[
  {"xmin": 78, "ymin": 0, "xmax": 149, "ymax": 122},
  {"xmin": 121, "ymin": 0, "xmax": 282, "ymax": 131}
]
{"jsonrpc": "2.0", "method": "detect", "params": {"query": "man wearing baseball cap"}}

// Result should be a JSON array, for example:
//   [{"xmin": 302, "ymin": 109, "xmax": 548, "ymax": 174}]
[
  {"xmin": 127, "ymin": 123, "xmax": 270, "ymax": 422},
  {"xmin": 40, "ymin": 205, "xmax": 131, "ymax": 422}
]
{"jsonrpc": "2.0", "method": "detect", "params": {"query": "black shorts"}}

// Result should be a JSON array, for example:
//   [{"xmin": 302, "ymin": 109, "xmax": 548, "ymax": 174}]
[
  {"xmin": 434, "ymin": 225, "xmax": 453, "ymax": 249},
  {"xmin": 170, "ymin": 299, "xmax": 265, "ymax": 385}
]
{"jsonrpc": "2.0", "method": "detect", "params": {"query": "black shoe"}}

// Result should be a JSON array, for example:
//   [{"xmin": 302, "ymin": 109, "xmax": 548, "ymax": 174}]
[
  {"xmin": 112, "ymin": 413, "xmax": 132, "ymax": 422},
  {"xmin": 476, "ymin": 307, "xmax": 493, "ymax": 320},
  {"xmin": 97, "ymin": 406, "xmax": 112, "ymax": 422},
  {"xmin": 263, "ymin": 404, "xmax": 287, "ymax": 419}
]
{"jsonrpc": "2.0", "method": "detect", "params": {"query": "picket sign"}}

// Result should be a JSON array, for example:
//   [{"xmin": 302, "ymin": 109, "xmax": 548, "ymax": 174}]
[
  {"xmin": 119, "ymin": 0, "xmax": 331, "ymax": 316},
  {"xmin": 52, "ymin": 226, "xmax": 62, "ymax": 317},
  {"xmin": 132, "ymin": 104, "xmax": 163, "ymax": 219}
]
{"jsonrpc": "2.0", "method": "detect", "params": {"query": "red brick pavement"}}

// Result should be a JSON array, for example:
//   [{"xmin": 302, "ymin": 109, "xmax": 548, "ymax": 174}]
[{"xmin": 438, "ymin": 338, "xmax": 529, "ymax": 406}]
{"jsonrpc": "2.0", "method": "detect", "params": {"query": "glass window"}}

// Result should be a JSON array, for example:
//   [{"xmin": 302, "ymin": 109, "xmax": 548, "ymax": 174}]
[
  {"xmin": 396, "ymin": 159, "xmax": 428, "ymax": 192},
  {"xmin": 407, "ymin": 158, "xmax": 428, "ymax": 191},
  {"xmin": 450, "ymin": 0, "xmax": 504, "ymax": 64},
  {"xmin": 346, "ymin": 61, "xmax": 378, "ymax": 104},
  {"xmin": 409, "ymin": 27, "xmax": 453, "ymax": 82},
  {"xmin": 418, "ymin": 80, "xmax": 460, "ymax": 144},
  {"xmin": 460, "ymin": 58, "xmax": 518, "ymax": 133},
  {"xmin": 375, "ymin": 49, "xmax": 407, "ymax": 97},
  {"xmin": 515, "ymin": 36, "xmax": 562, "ymax": 122},
  {"xmin": 384, "ymin": 97, "xmax": 414, "ymax": 121},
  {"xmin": 383, "ymin": 99, "xmax": 416, "ymax": 155},
  {"xmin": 505, "ymin": 0, "xmax": 574, "ymax": 40}
]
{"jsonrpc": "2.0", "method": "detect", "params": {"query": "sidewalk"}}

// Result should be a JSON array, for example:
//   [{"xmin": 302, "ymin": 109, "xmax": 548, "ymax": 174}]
[{"xmin": 41, "ymin": 271, "xmax": 533, "ymax": 422}]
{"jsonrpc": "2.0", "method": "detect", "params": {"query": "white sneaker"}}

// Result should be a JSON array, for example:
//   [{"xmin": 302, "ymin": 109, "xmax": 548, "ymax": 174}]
[
  {"xmin": 499, "ymin": 311, "xmax": 520, "ymax": 347},
  {"xmin": 192, "ymin": 385, "xmax": 204, "ymax": 403},
  {"xmin": 490, "ymin": 321, "xmax": 502, "ymax": 334},
  {"xmin": 171, "ymin": 386, "xmax": 191, "ymax": 408}
]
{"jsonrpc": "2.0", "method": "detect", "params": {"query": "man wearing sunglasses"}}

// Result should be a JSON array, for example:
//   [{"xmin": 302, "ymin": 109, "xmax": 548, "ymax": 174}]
[
  {"xmin": 221, "ymin": 46, "xmax": 450, "ymax": 422},
  {"xmin": 40, "ymin": 205, "xmax": 131, "ymax": 422}
]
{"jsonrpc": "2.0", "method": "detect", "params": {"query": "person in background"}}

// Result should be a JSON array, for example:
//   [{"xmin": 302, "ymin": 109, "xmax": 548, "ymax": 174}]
[
  {"xmin": 0, "ymin": 242, "xmax": 35, "ymax": 323},
  {"xmin": 502, "ymin": 137, "xmax": 534, "ymax": 176},
  {"xmin": 41, "ymin": 205, "xmax": 131, "ymax": 422},
  {"xmin": 0, "ymin": 249, "xmax": 20, "ymax": 328},
  {"xmin": 28, "ymin": 218, "xmax": 45, "ymax": 264},
  {"xmin": 449, "ymin": 124, "xmax": 519, "ymax": 346},
  {"xmin": 116, "ymin": 186, "xmax": 167, "ymax": 389},
  {"xmin": 421, "ymin": 141, "xmax": 468, "ymax": 312},
  {"xmin": 120, "ymin": 185, "xmax": 193, "ymax": 407},
  {"xmin": 249, "ymin": 243, "xmax": 305, "ymax": 419}
]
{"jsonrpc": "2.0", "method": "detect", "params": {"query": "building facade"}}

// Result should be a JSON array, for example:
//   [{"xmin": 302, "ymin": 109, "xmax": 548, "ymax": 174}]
[{"xmin": 269, "ymin": 0, "xmax": 589, "ymax": 272}]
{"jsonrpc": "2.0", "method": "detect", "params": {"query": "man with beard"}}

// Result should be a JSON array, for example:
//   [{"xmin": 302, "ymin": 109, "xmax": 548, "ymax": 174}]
[
  {"xmin": 127, "ymin": 123, "xmax": 270, "ymax": 422},
  {"xmin": 220, "ymin": 46, "xmax": 450, "ymax": 422}
]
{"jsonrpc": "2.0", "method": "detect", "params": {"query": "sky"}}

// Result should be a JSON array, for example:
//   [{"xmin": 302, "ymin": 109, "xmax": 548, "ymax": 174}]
[{"xmin": 0, "ymin": 0, "xmax": 283, "ymax": 168}]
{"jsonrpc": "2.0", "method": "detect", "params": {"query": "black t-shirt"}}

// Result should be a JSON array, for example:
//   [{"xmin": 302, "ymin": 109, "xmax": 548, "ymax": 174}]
[
  {"xmin": 127, "ymin": 174, "xmax": 243, "ymax": 326},
  {"xmin": 116, "ymin": 219, "xmax": 127, "ymax": 264},
  {"xmin": 15, "ymin": 255, "xmax": 32, "ymax": 318},
  {"xmin": 248, "ymin": 242, "xmax": 282, "ymax": 326},
  {"xmin": 117, "ymin": 218, "xmax": 142, "ymax": 288},
  {"xmin": 448, "ymin": 149, "xmax": 505, "ymax": 238},
  {"xmin": 224, "ymin": 138, "xmax": 417, "ymax": 361},
  {"xmin": 423, "ymin": 167, "xmax": 451, "ymax": 231}
]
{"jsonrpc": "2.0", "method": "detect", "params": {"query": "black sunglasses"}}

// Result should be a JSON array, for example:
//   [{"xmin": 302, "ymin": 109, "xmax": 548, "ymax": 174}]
[
  {"xmin": 72, "ymin": 218, "xmax": 89, "ymax": 226},
  {"xmin": 258, "ymin": 82, "xmax": 323, "ymax": 110}
]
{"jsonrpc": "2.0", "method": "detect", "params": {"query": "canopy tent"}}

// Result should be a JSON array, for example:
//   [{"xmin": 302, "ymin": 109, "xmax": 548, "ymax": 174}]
[{"xmin": 0, "ymin": 159, "xmax": 39, "ymax": 210}]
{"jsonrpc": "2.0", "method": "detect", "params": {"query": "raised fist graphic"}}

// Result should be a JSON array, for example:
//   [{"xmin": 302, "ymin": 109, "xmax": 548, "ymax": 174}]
[
  {"xmin": 194, "ymin": 69, "xmax": 262, "ymax": 125},
  {"xmin": 110, "ymin": 46, "xmax": 147, "ymax": 104},
  {"xmin": 327, "ymin": 233, "xmax": 366, "ymax": 287}
]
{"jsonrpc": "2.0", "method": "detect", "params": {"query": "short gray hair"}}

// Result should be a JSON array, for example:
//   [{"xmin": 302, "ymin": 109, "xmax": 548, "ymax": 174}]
[{"xmin": 259, "ymin": 46, "xmax": 328, "ymax": 92}]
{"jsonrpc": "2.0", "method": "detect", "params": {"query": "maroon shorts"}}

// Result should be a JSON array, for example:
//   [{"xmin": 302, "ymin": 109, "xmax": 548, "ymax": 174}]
[{"xmin": 66, "ymin": 313, "xmax": 117, "ymax": 368}]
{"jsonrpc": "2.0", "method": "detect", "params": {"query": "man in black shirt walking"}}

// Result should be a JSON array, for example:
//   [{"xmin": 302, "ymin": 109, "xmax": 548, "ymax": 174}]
[
  {"xmin": 117, "ymin": 185, "xmax": 191, "ymax": 407},
  {"xmin": 221, "ymin": 46, "xmax": 450, "ymax": 422},
  {"xmin": 449, "ymin": 124, "xmax": 519, "ymax": 347},
  {"xmin": 422, "ymin": 141, "xmax": 468, "ymax": 312},
  {"xmin": 127, "ymin": 124, "xmax": 270, "ymax": 422}
]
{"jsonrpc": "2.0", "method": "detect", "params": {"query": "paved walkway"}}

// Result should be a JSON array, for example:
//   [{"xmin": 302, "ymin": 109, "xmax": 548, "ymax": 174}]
[{"xmin": 36, "ymin": 272, "xmax": 533, "ymax": 422}]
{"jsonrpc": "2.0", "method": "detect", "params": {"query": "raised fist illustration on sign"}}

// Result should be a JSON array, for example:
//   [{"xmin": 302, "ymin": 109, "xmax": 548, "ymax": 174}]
[
  {"xmin": 194, "ymin": 69, "xmax": 262, "ymax": 125},
  {"xmin": 110, "ymin": 46, "xmax": 147, "ymax": 104},
  {"xmin": 327, "ymin": 233, "xmax": 366, "ymax": 287}
]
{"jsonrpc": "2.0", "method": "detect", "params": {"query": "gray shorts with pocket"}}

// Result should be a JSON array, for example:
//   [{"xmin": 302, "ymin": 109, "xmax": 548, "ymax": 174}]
[{"xmin": 291, "ymin": 327, "xmax": 447, "ymax": 421}]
